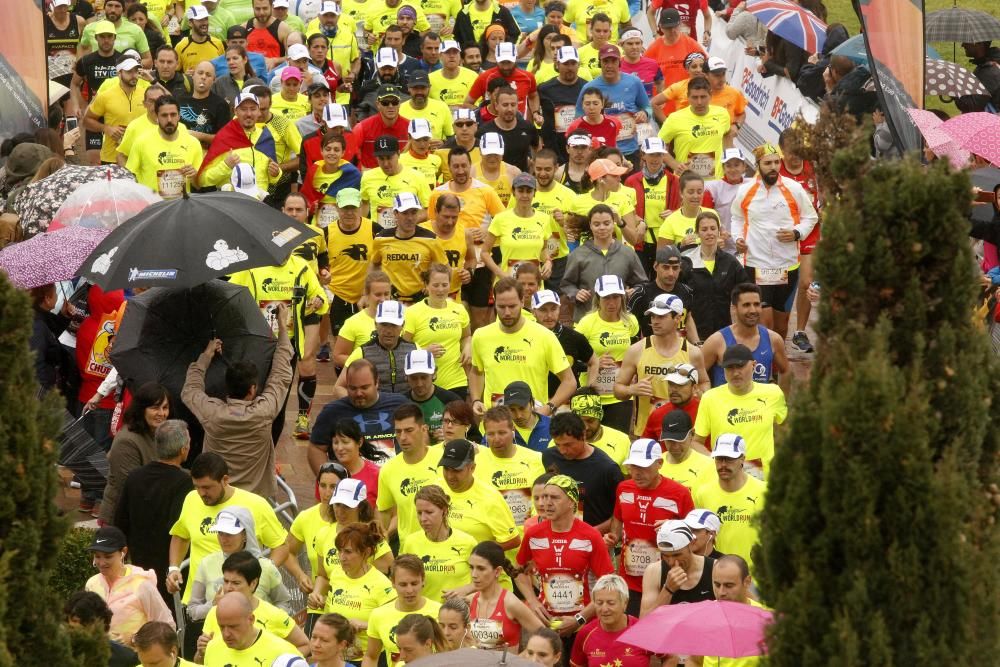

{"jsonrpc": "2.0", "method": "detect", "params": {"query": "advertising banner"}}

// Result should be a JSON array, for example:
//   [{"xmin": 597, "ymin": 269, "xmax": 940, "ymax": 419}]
[{"xmin": 0, "ymin": 0, "xmax": 48, "ymax": 140}]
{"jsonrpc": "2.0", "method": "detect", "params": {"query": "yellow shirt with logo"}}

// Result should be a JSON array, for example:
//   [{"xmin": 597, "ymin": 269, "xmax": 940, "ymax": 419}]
[
  {"xmin": 400, "ymin": 98, "xmax": 455, "ymax": 141},
  {"xmin": 427, "ymin": 179, "xmax": 503, "ymax": 231},
  {"xmin": 324, "ymin": 565, "xmax": 397, "ymax": 656},
  {"xmin": 399, "ymin": 529, "xmax": 478, "ymax": 602},
  {"xmin": 318, "ymin": 524, "xmax": 393, "ymax": 574},
  {"xmin": 656, "ymin": 207, "xmax": 719, "ymax": 245},
  {"xmin": 372, "ymin": 227, "xmax": 448, "ymax": 299},
  {"xmin": 402, "ymin": 298, "xmax": 470, "ymax": 391},
  {"xmin": 117, "ymin": 113, "xmax": 155, "ymax": 158},
  {"xmin": 175, "ymin": 35, "xmax": 225, "ymax": 72},
  {"xmin": 293, "ymin": 221, "xmax": 329, "ymax": 276},
  {"xmin": 419, "ymin": 223, "xmax": 469, "ymax": 294},
  {"xmin": 445, "ymin": 478, "xmax": 519, "ymax": 546},
  {"xmin": 399, "ymin": 150, "xmax": 443, "ymax": 187},
  {"xmin": 429, "ymin": 67, "xmax": 479, "ymax": 108},
  {"xmin": 125, "ymin": 130, "xmax": 203, "ymax": 198},
  {"xmin": 203, "ymin": 597, "xmax": 295, "ymax": 640},
  {"xmin": 658, "ymin": 104, "xmax": 731, "ymax": 180},
  {"xmin": 488, "ymin": 209, "xmax": 558, "ymax": 272},
  {"xmin": 473, "ymin": 446, "xmax": 546, "ymax": 528},
  {"xmin": 693, "ymin": 382, "xmax": 787, "ymax": 477},
  {"xmin": 376, "ymin": 444, "xmax": 445, "ymax": 539},
  {"xmin": 422, "ymin": 0, "xmax": 462, "ymax": 32},
  {"xmin": 325, "ymin": 218, "xmax": 380, "ymax": 303},
  {"xmin": 531, "ymin": 182, "xmax": 577, "ymax": 260},
  {"xmin": 360, "ymin": 166, "xmax": 432, "ymax": 230},
  {"xmin": 203, "ymin": 629, "xmax": 300, "ymax": 667},
  {"xmin": 576, "ymin": 42, "xmax": 604, "ymax": 79},
  {"xmin": 569, "ymin": 188, "xmax": 636, "ymax": 230},
  {"xmin": 89, "ymin": 80, "xmax": 148, "ymax": 163},
  {"xmin": 693, "ymin": 475, "xmax": 766, "ymax": 570},
  {"xmin": 590, "ymin": 425, "xmax": 632, "ymax": 470},
  {"xmin": 169, "ymin": 487, "xmax": 288, "ymax": 604},
  {"xmin": 338, "ymin": 309, "xmax": 377, "ymax": 349},
  {"xmin": 575, "ymin": 311, "xmax": 639, "ymax": 403},
  {"xmin": 662, "ymin": 449, "xmax": 716, "ymax": 491},
  {"xmin": 289, "ymin": 504, "xmax": 334, "ymax": 578},
  {"xmin": 271, "ymin": 92, "xmax": 311, "ymax": 122},
  {"xmin": 369, "ymin": 599, "xmax": 443, "ymax": 663},
  {"xmin": 471, "ymin": 319, "xmax": 569, "ymax": 407},
  {"xmin": 565, "ymin": 0, "xmax": 631, "ymax": 40}
]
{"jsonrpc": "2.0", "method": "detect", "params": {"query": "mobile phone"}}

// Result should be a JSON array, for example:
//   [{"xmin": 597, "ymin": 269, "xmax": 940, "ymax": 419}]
[{"xmin": 65, "ymin": 116, "xmax": 79, "ymax": 132}]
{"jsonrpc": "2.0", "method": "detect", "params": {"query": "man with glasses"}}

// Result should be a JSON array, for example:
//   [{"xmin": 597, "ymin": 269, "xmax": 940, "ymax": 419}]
[
  {"xmin": 435, "ymin": 109, "xmax": 482, "ymax": 181},
  {"xmin": 652, "ymin": 408, "xmax": 715, "ymax": 492},
  {"xmin": 352, "ymin": 83, "xmax": 410, "ymax": 168}
]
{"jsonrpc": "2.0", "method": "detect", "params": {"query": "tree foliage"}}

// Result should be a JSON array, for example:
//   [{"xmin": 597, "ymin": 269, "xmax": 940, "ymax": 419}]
[{"xmin": 757, "ymin": 135, "xmax": 1000, "ymax": 665}]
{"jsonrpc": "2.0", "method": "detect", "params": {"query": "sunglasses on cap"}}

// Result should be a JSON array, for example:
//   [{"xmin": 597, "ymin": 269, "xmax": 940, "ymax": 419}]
[
  {"xmin": 318, "ymin": 461, "xmax": 350, "ymax": 479},
  {"xmin": 664, "ymin": 366, "xmax": 695, "ymax": 377}
]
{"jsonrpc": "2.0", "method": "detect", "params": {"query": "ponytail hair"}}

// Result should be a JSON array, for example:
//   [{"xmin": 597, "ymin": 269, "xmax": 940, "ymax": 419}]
[
  {"xmin": 315, "ymin": 613, "xmax": 357, "ymax": 646},
  {"xmin": 471, "ymin": 541, "xmax": 522, "ymax": 578},
  {"xmin": 334, "ymin": 521, "xmax": 384, "ymax": 558},
  {"xmin": 396, "ymin": 614, "xmax": 447, "ymax": 652},
  {"xmin": 332, "ymin": 418, "xmax": 388, "ymax": 464}
]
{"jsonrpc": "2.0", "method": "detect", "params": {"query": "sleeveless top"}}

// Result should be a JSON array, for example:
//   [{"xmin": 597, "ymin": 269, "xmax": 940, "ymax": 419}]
[
  {"xmin": 635, "ymin": 337, "xmax": 691, "ymax": 434},
  {"xmin": 359, "ymin": 338, "xmax": 417, "ymax": 394},
  {"xmin": 245, "ymin": 18, "xmax": 284, "ymax": 58},
  {"xmin": 709, "ymin": 325, "xmax": 773, "ymax": 387},
  {"xmin": 469, "ymin": 590, "xmax": 521, "ymax": 650},
  {"xmin": 659, "ymin": 556, "xmax": 716, "ymax": 604},
  {"xmin": 477, "ymin": 169, "xmax": 513, "ymax": 208},
  {"xmin": 46, "ymin": 13, "xmax": 82, "ymax": 53},
  {"xmin": 561, "ymin": 165, "xmax": 587, "ymax": 194}
]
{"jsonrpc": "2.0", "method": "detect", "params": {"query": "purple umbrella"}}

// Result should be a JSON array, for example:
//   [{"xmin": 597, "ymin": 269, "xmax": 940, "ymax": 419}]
[{"xmin": 0, "ymin": 226, "xmax": 110, "ymax": 289}]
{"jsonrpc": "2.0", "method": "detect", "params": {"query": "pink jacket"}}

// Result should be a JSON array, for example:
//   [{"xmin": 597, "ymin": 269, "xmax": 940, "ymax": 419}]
[{"xmin": 85, "ymin": 564, "xmax": 174, "ymax": 643}]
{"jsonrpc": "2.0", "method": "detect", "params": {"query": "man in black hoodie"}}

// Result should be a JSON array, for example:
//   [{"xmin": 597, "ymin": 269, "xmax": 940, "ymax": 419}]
[{"xmin": 962, "ymin": 41, "xmax": 1000, "ymax": 108}]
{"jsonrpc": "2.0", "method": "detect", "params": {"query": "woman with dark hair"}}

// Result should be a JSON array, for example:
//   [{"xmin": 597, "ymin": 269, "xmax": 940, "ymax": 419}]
[
  {"xmin": 441, "ymin": 400, "xmax": 475, "ymax": 442},
  {"xmin": 28, "ymin": 284, "xmax": 69, "ymax": 397},
  {"xmin": 97, "ymin": 382, "xmax": 170, "ymax": 525},
  {"xmin": 394, "ymin": 614, "xmax": 447, "ymax": 662},
  {"xmin": 525, "ymin": 24, "xmax": 561, "ymax": 80},
  {"xmin": 126, "ymin": 3, "xmax": 166, "ymax": 56},
  {"xmin": 212, "ymin": 46, "xmax": 258, "ymax": 105},
  {"xmin": 330, "ymin": 417, "xmax": 385, "ymax": 505},
  {"xmin": 469, "ymin": 541, "xmax": 541, "ymax": 649}
]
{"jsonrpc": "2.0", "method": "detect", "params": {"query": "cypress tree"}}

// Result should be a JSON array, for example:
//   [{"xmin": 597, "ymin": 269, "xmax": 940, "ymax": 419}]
[
  {"xmin": 756, "ymin": 134, "xmax": 1000, "ymax": 664},
  {"xmin": 0, "ymin": 274, "xmax": 75, "ymax": 665}
]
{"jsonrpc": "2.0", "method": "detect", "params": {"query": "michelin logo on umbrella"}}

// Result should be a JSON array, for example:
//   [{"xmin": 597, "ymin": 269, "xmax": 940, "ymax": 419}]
[{"xmin": 206, "ymin": 240, "xmax": 249, "ymax": 270}]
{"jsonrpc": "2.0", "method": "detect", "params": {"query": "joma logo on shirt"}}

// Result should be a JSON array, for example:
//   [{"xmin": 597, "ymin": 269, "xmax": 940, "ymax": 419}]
[
  {"xmin": 493, "ymin": 346, "xmax": 528, "ymax": 362},
  {"xmin": 386, "ymin": 253, "xmax": 421, "ymax": 261},
  {"xmin": 726, "ymin": 408, "xmax": 764, "ymax": 426}
]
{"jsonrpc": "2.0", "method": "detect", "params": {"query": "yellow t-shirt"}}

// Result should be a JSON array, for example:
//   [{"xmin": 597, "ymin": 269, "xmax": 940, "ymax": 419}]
[
  {"xmin": 174, "ymin": 35, "xmax": 225, "ymax": 72},
  {"xmin": 338, "ymin": 0, "xmax": 375, "ymax": 50},
  {"xmin": 203, "ymin": 598, "xmax": 294, "ymax": 640},
  {"xmin": 368, "ymin": 599, "xmax": 443, "ymax": 663},
  {"xmin": 319, "ymin": 525, "xmax": 393, "ymax": 574},
  {"xmin": 293, "ymin": 221, "xmax": 329, "ymax": 276},
  {"xmin": 398, "ymin": 529, "xmax": 478, "ymax": 602},
  {"xmin": 487, "ymin": 209, "xmax": 558, "ymax": 272},
  {"xmin": 658, "ymin": 105, "xmax": 732, "ymax": 180},
  {"xmin": 575, "ymin": 311, "xmax": 639, "ymax": 403},
  {"xmin": 565, "ymin": 0, "xmax": 631, "ymax": 39},
  {"xmin": 445, "ymin": 479, "xmax": 519, "ymax": 546},
  {"xmin": 364, "ymin": 1, "xmax": 431, "ymax": 38},
  {"xmin": 400, "ymin": 98, "xmax": 455, "ymax": 141},
  {"xmin": 661, "ymin": 449, "xmax": 716, "ymax": 491},
  {"xmin": 372, "ymin": 227, "xmax": 447, "ymax": 299},
  {"xmin": 693, "ymin": 475, "xmax": 766, "ymax": 570},
  {"xmin": 338, "ymin": 310, "xmax": 377, "ymax": 349},
  {"xmin": 429, "ymin": 67, "xmax": 479, "ymax": 108},
  {"xmin": 261, "ymin": 112, "xmax": 303, "ymax": 165},
  {"xmin": 376, "ymin": 444, "xmax": 445, "ymax": 538},
  {"xmin": 656, "ymin": 207, "xmax": 719, "ymax": 245},
  {"xmin": 89, "ymin": 80, "xmax": 148, "ymax": 163},
  {"xmin": 576, "ymin": 42, "xmax": 605, "ymax": 79},
  {"xmin": 529, "ymin": 59, "xmax": 593, "ymax": 85},
  {"xmin": 271, "ymin": 92, "xmax": 311, "ymax": 122},
  {"xmin": 125, "ymin": 129, "xmax": 203, "ymax": 198},
  {"xmin": 399, "ymin": 150, "xmax": 443, "ymax": 187},
  {"xmin": 693, "ymin": 382, "xmax": 787, "ymax": 477},
  {"xmin": 419, "ymin": 222, "xmax": 468, "ymax": 294},
  {"xmin": 473, "ymin": 445, "xmax": 546, "ymax": 528},
  {"xmin": 289, "ymin": 504, "xmax": 334, "ymax": 579},
  {"xmin": 360, "ymin": 166, "xmax": 432, "ymax": 230},
  {"xmin": 427, "ymin": 179, "xmax": 503, "ymax": 231},
  {"xmin": 569, "ymin": 188, "xmax": 636, "ymax": 222},
  {"xmin": 464, "ymin": 3, "xmax": 498, "ymax": 41},
  {"xmin": 324, "ymin": 565, "xmax": 397, "ymax": 655},
  {"xmin": 170, "ymin": 487, "xmax": 288, "ymax": 604},
  {"xmin": 402, "ymin": 298, "xmax": 470, "ymax": 391},
  {"xmin": 532, "ymin": 182, "xmax": 577, "ymax": 260},
  {"xmin": 117, "ymin": 113, "xmax": 156, "ymax": 158},
  {"xmin": 471, "ymin": 319, "xmax": 570, "ymax": 406},
  {"xmin": 421, "ymin": 0, "xmax": 461, "ymax": 32},
  {"xmin": 589, "ymin": 425, "xmax": 632, "ymax": 470},
  {"xmin": 325, "ymin": 218, "xmax": 379, "ymax": 303},
  {"xmin": 203, "ymin": 629, "xmax": 300, "ymax": 667}
]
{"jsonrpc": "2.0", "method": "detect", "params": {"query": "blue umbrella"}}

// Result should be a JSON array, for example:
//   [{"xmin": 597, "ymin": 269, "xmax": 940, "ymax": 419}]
[{"xmin": 832, "ymin": 34, "xmax": 940, "ymax": 65}]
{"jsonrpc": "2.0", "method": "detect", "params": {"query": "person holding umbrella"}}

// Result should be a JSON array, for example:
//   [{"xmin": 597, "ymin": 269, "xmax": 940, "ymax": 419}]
[{"xmin": 688, "ymin": 554, "xmax": 764, "ymax": 667}]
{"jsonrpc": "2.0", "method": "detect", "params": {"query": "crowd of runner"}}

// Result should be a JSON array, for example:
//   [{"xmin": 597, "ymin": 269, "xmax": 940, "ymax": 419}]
[{"xmin": 4, "ymin": 0, "xmax": 997, "ymax": 666}]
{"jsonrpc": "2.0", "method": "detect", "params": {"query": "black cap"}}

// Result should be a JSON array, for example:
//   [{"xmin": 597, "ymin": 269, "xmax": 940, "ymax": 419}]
[
  {"xmin": 660, "ymin": 409, "xmax": 693, "ymax": 441},
  {"xmin": 659, "ymin": 8, "xmax": 681, "ymax": 27},
  {"xmin": 374, "ymin": 134, "xmax": 399, "ymax": 156},
  {"xmin": 227, "ymin": 25, "xmax": 248, "ymax": 40},
  {"xmin": 407, "ymin": 70, "xmax": 430, "ymax": 87},
  {"xmin": 377, "ymin": 83, "xmax": 403, "ymax": 101},
  {"xmin": 721, "ymin": 344, "xmax": 754, "ymax": 368},
  {"xmin": 503, "ymin": 381, "xmax": 533, "ymax": 407},
  {"xmin": 88, "ymin": 526, "xmax": 128, "ymax": 553},
  {"xmin": 439, "ymin": 439, "xmax": 476, "ymax": 469},
  {"xmin": 655, "ymin": 245, "xmax": 682, "ymax": 264}
]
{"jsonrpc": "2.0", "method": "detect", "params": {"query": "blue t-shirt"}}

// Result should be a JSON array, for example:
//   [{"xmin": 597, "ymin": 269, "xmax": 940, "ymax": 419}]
[
  {"xmin": 510, "ymin": 5, "xmax": 545, "ymax": 37},
  {"xmin": 575, "ymin": 73, "xmax": 651, "ymax": 155},
  {"xmin": 211, "ymin": 51, "xmax": 268, "ymax": 80}
]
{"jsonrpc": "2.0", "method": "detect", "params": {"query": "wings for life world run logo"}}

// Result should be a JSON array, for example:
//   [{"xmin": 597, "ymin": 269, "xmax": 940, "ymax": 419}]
[
  {"xmin": 428, "ymin": 316, "xmax": 460, "ymax": 332},
  {"xmin": 493, "ymin": 345, "xmax": 528, "ymax": 363}
]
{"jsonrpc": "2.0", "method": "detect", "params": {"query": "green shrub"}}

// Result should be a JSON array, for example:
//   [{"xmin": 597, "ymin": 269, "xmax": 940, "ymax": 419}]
[{"xmin": 52, "ymin": 527, "xmax": 96, "ymax": 600}]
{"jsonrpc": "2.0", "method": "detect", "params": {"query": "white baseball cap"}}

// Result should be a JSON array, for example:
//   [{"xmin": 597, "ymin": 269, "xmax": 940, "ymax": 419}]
[
  {"xmin": 209, "ymin": 510, "xmax": 247, "ymax": 535},
  {"xmin": 666, "ymin": 362, "xmax": 698, "ymax": 386},
  {"xmin": 594, "ymin": 275, "xmax": 625, "ymax": 297},
  {"xmin": 404, "ymin": 349, "xmax": 436, "ymax": 375},
  {"xmin": 684, "ymin": 509, "xmax": 722, "ymax": 533},
  {"xmin": 330, "ymin": 478, "xmax": 368, "ymax": 508},
  {"xmin": 115, "ymin": 58, "xmax": 141, "ymax": 72},
  {"xmin": 556, "ymin": 46, "xmax": 579, "ymax": 63},
  {"xmin": 531, "ymin": 289, "xmax": 560, "ymax": 309},
  {"xmin": 320, "ymin": 1, "xmax": 340, "ymax": 14},
  {"xmin": 272, "ymin": 0, "xmax": 290, "ymax": 7},
  {"xmin": 187, "ymin": 5, "xmax": 210, "ymax": 20},
  {"xmin": 233, "ymin": 92, "xmax": 260, "ymax": 108},
  {"xmin": 52, "ymin": 0, "xmax": 72, "ymax": 6},
  {"xmin": 453, "ymin": 108, "xmax": 476, "ymax": 123},
  {"xmin": 722, "ymin": 147, "xmax": 746, "ymax": 164},
  {"xmin": 712, "ymin": 433, "xmax": 747, "ymax": 458},
  {"xmin": 645, "ymin": 293, "xmax": 684, "ymax": 316},
  {"xmin": 495, "ymin": 42, "xmax": 517, "ymax": 63},
  {"xmin": 707, "ymin": 56, "xmax": 727, "ymax": 72},
  {"xmin": 230, "ymin": 163, "xmax": 266, "ymax": 199},
  {"xmin": 288, "ymin": 43, "xmax": 310, "ymax": 61},
  {"xmin": 408, "ymin": 118, "xmax": 433, "ymax": 139},
  {"xmin": 393, "ymin": 192, "xmax": 422, "ymax": 212},
  {"xmin": 642, "ymin": 137, "xmax": 668, "ymax": 154},
  {"xmin": 439, "ymin": 39, "xmax": 461, "ymax": 52},
  {"xmin": 623, "ymin": 438, "xmax": 663, "ymax": 468},
  {"xmin": 376, "ymin": 47, "xmax": 399, "ymax": 69},
  {"xmin": 272, "ymin": 655, "xmax": 309, "ymax": 667},
  {"xmin": 375, "ymin": 300, "xmax": 406, "ymax": 325},
  {"xmin": 322, "ymin": 103, "xmax": 349, "ymax": 128},
  {"xmin": 479, "ymin": 132, "xmax": 505, "ymax": 156},
  {"xmin": 656, "ymin": 520, "xmax": 695, "ymax": 551}
]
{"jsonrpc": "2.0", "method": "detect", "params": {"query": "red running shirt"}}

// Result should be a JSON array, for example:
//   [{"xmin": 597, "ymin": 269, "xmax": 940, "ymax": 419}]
[
  {"xmin": 570, "ymin": 616, "xmax": 651, "ymax": 667},
  {"xmin": 469, "ymin": 589, "xmax": 521, "ymax": 649},
  {"xmin": 565, "ymin": 116, "xmax": 621, "ymax": 149}
]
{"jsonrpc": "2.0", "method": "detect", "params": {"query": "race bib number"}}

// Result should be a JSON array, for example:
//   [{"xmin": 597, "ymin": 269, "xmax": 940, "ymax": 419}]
[
  {"xmin": 594, "ymin": 362, "xmax": 620, "ymax": 396},
  {"xmin": 469, "ymin": 619, "xmax": 505, "ymax": 649},
  {"xmin": 156, "ymin": 169, "xmax": 185, "ymax": 199},
  {"xmin": 755, "ymin": 267, "xmax": 789, "ymax": 286},
  {"xmin": 543, "ymin": 574, "xmax": 584, "ymax": 614},
  {"xmin": 427, "ymin": 13, "xmax": 446, "ymax": 33},
  {"xmin": 623, "ymin": 539, "xmax": 657, "ymax": 577},
  {"xmin": 616, "ymin": 113, "xmax": 636, "ymax": 141},
  {"xmin": 689, "ymin": 152, "xmax": 716, "ymax": 178},
  {"xmin": 545, "ymin": 236, "xmax": 560, "ymax": 257},
  {"xmin": 501, "ymin": 488, "xmax": 532, "ymax": 526},
  {"xmin": 554, "ymin": 105, "xmax": 576, "ymax": 133},
  {"xmin": 317, "ymin": 204, "xmax": 339, "ymax": 228},
  {"xmin": 355, "ymin": 20, "xmax": 368, "ymax": 49},
  {"xmin": 377, "ymin": 206, "xmax": 396, "ymax": 230},
  {"xmin": 259, "ymin": 299, "xmax": 293, "ymax": 337},
  {"xmin": 635, "ymin": 121, "xmax": 656, "ymax": 143}
]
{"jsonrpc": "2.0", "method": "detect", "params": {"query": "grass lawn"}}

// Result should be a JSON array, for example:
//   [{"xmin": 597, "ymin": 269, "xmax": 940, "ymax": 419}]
[{"xmin": 822, "ymin": 0, "xmax": 999, "ymax": 110}]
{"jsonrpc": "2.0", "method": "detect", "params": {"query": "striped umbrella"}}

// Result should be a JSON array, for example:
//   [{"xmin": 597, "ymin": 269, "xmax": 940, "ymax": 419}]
[{"xmin": 746, "ymin": 0, "xmax": 828, "ymax": 54}]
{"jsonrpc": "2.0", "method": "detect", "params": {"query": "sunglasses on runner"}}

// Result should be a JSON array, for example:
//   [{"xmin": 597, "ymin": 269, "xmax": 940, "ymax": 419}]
[{"xmin": 454, "ymin": 121, "xmax": 476, "ymax": 128}]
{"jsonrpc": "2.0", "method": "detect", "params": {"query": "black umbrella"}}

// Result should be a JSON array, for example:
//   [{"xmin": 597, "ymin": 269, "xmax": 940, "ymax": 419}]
[
  {"xmin": 78, "ymin": 191, "xmax": 318, "ymax": 290},
  {"xmin": 58, "ymin": 412, "xmax": 111, "ymax": 487},
  {"xmin": 109, "ymin": 280, "xmax": 277, "ymax": 401}
]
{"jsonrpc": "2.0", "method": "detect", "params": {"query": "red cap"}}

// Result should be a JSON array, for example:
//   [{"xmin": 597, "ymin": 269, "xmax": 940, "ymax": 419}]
[{"xmin": 598, "ymin": 44, "xmax": 621, "ymax": 61}]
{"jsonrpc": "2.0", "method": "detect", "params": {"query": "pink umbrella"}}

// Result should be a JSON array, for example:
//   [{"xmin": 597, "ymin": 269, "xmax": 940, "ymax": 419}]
[
  {"xmin": 0, "ymin": 226, "xmax": 110, "ymax": 289},
  {"xmin": 618, "ymin": 600, "xmax": 773, "ymax": 658},
  {"xmin": 940, "ymin": 112, "xmax": 1000, "ymax": 147},
  {"xmin": 906, "ymin": 108, "xmax": 971, "ymax": 170},
  {"xmin": 48, "ymin": 174, "xmax": 160, "ymax": 232}
]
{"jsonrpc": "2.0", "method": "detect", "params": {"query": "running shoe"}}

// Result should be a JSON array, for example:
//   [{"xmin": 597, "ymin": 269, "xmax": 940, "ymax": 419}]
[
  {"xmin": 317, "ymin": 343, "xmax": 331, "ymax": 362},
  {"xmin": 293, "ymin": 413, "xmax": 310, "ymax": 440},
  {"xmin": 791, "ymin": 330, "xmax": 814, "ymax": 353}
]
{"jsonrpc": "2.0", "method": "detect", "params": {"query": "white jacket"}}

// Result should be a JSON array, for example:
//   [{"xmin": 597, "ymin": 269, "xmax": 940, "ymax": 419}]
[{"xmin": 730, "ymin": 175, "xmax": 818, "ymax": 270}]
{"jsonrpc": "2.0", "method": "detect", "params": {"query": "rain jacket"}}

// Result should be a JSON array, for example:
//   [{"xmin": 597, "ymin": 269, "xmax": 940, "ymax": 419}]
[{"xmin": 85, "ymin": 564, "xmax": 174, "ymax": 643}]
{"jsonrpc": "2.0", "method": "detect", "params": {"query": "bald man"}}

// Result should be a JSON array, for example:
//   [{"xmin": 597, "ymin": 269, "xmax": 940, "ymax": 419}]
[
  {"xmin": 199, "ymin": 593, "xmax": 303, "ymax": 665},
  {"xmin": 178, "ymin": 60, "xmax": 233, "ymax": 148}
]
